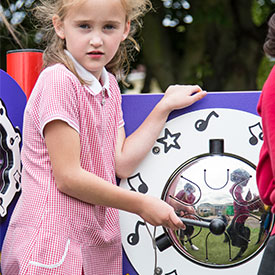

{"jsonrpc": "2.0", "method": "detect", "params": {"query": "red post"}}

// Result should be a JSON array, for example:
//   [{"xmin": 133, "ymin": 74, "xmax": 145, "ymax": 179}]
[{"xmin": 6, "ymin": 49, "xmax": 43, "ymax": 100}]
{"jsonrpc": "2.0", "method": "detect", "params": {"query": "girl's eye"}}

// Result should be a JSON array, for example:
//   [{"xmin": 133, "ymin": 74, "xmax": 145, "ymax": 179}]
[
  {"xmin": 79, "ymin": 24, "xmax": 90, "ymax": 29},
  {"xmin": 104, "ymin": 24, "xmax": 115, "ymax": 30}
]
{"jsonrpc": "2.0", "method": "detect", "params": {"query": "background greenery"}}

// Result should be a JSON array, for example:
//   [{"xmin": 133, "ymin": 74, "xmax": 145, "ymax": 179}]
[{"xmin": 1, "ymin": 0, "xmax": 275, "ymax": 92}]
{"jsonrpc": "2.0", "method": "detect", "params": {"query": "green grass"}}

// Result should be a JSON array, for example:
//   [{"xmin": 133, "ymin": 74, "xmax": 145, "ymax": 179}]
[{"xmin": 174, "ymin": 226, "xmax": 266, "ymax": 267}]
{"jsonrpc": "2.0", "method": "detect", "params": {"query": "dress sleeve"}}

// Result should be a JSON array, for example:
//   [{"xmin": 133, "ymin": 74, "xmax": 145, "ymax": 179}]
[
  {"xmin": 108, "ymin": 73, "xmax": 125, "ymax": 128},
  {"xmin": 38, "ymin": 66, "xmax": 80, "ymax": 137}
]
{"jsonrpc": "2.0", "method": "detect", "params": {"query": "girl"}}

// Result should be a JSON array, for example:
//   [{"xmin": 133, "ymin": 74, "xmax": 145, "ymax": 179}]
[
  {"xmin": 175, "ymin": 183, "xmax": 199, "ymax": 251},
  {"xmin": 227, "ymin": 169, "xmax": 255, "ymax": 261},
  {"xmin": 1, "ymin": 0, "xmax": 206, "ymax": 274}
]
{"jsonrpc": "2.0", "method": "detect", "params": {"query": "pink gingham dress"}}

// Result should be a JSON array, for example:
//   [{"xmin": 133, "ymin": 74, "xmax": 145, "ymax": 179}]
[{"xmin": 1, "ymin": 52, "xmax": 124, "ymax": 275}]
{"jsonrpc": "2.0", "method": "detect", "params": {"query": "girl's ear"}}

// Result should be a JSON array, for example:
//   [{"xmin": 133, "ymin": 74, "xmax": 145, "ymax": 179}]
[
  {"xmin": 122, "ymin": 20, "xmax": 131, "ymax": 41},
  {"xmin": 52, "ymin": 15, "xmax": 65, "ymax": 39}
]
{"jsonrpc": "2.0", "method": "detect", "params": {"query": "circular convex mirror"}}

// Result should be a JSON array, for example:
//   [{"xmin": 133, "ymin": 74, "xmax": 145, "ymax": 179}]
[{"xmin": 156, "ymin": 139, "xmax": 274, "ymax": 268}]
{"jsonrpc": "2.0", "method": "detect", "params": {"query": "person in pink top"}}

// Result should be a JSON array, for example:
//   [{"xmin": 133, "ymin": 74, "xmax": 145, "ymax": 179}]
[
  {"xmin": 1, "ymin": 0, "xmax": 206, "ymax": 274},
  {"xmin": 226, "ymin": 169, "xmax": 259, "ymax": 261},
  {"xmin": 257, "ymin": 13, "xmax": 275, "ymax": 275},
  {"xmin": 175, "ymin": 183, "xmax": 199, "ymax": 251}
]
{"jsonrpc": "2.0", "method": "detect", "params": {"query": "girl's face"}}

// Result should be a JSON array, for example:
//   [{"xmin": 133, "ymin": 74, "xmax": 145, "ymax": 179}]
[{"xmin": 53, "ymin": 0, "xmax": 130, "ymax": 79}]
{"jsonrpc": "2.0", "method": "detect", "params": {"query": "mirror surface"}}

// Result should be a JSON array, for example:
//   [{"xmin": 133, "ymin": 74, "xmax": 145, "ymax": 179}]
[{"xmin": 163, "ymin": 154, "xmax": 273, "ymax": 267}]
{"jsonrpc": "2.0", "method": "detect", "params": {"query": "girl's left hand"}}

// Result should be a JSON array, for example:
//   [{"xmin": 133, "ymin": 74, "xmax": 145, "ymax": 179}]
[{"xmin": 161, "ymin": 85, "xmax": 207, "ymax": 113}]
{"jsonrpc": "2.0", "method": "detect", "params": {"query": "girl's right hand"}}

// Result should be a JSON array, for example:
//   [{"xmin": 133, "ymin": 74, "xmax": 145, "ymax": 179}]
[{"xmin": 137, "ymin": 195, "xmax": 186, "ymax": 230}]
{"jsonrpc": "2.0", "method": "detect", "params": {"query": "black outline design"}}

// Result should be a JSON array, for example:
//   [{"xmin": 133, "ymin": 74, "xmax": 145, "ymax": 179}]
[{"xmin": 157, "ymin": 128, "xmax": 181, "ymax": 153}]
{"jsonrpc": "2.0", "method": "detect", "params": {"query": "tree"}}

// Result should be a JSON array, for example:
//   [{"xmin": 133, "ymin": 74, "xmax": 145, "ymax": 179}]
[
  {"xmin": 1, "ymin": 0, "xmax": 275, "ymax": 91},
  {"xmin": 0, "ymin": 0, "xmax": 39, "ymax": 70},
  {"xmin": 139, "ymin": 0, "xmax": 275, "ymax": 92}
]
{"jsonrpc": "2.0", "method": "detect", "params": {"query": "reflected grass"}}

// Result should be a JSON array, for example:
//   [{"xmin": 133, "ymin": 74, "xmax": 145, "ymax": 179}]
[{"xmin": 175, "ymin": 226, "xmax": 266, "ymax": 267}]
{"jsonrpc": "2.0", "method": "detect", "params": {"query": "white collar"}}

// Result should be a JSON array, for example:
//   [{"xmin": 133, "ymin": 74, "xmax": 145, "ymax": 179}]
[{"xmin": 65, "ymin": 50, "xmax": 110, "ymax": 96}]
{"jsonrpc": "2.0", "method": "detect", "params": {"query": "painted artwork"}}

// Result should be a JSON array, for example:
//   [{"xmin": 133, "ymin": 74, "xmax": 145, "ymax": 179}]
[
  {"xmin": 120, "ymin": 92, "xmax": 272, "ymax": 275},
  {"xmin": 0, "ymin": 70, "xmax": 26, "ymax": 271}
]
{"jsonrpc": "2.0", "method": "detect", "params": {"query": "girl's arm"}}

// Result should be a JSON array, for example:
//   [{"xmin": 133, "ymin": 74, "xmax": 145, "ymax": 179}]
[
  {"xmin": 115, "ymin": 85, "xmax": 207, "ymax": 178},
  {"xmin": 44, "ymin": 120, "xmax": 184, "ymax": 230}
]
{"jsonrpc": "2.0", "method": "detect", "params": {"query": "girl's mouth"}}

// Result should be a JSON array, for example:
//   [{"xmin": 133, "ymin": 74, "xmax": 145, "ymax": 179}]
[{"xmin": 88, "ymin": 51, "xmax": 104, "ymax": 58}]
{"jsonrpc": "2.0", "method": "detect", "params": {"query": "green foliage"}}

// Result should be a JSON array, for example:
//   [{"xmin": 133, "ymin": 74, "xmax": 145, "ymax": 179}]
[
  {"xmin": 257, "ymin": 56, "xmax": 275, "ymax": 89},
  {"xmin": 176, "ymin": 225, "xmax": 265, "ymax": 266},
  {"xmin": 162, "ymin": 0, "xmax": 192, "ymax": 29},
  {"xmin": 0, "ymin": 0, "xmax": 40, "ymax": 69},
  {"xmin": 1, "ymin": 0, "xmax": 275, "ymax": 91},
  {"xmin": 252, "ymin": 0, "xmax": 275, "ymax": 26}
]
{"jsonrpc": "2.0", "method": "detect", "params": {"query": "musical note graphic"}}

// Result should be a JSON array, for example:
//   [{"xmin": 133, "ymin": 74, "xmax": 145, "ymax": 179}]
[
  {"xmin": 10, "ymin": 134, "xmax": 20, "ymax": 145},
  {"xmin": 195, "ymin": 111, "xmax": 219, "ymax": 132},
  {"xmin": 165, "ymin": 270, "xmax": 178, "ymax": 275},
  {"xmin": 248, "ymin": 122, "xmax": 263, "ymax": 145},
  {"xmin": 127, "ymin": 221, "xmax": 146, "ymax": 245},
  {"xmin": 127, "ymin": 173, "xmax": 148, "ymax": 194}
]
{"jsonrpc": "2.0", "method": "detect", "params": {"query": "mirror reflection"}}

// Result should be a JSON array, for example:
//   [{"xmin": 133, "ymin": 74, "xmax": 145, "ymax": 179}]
[{"xmin": 163, "ymin": 154, "xmax": 273, "ymax": 267}]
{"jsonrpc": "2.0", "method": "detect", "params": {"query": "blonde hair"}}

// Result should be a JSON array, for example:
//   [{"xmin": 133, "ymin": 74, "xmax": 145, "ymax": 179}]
[{"xmin": 34, "ymin": 0, "xmax": 152, "ymax": 85}]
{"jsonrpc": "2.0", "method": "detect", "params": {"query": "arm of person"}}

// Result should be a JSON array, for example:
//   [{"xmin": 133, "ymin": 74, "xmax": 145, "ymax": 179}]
[
  {"xmin": 261, "ymin": 88, "xmax": 275, "ymax": 180},
  {"xmin": 44, "ymin": 120, "xmax": 184, "ymax": 230},
  {"xmin": 257, "ymin": 73, "xmax": 275, "ymax": 205},
  {"xmin": 115, "ymin": 85, "xmax": 207, "ymax": 178}
]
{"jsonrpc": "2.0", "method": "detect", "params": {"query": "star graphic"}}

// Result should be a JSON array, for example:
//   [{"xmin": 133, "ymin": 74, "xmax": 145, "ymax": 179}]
[{"xmin": 157, "ymin": 128, "xmax": 181, "ymax": 153}]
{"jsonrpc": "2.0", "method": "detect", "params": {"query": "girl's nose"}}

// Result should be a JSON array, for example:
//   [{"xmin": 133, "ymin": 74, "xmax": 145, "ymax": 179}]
[{"xmin": 89, "ymin": 35, "xmax": 103, "ymax": 47}]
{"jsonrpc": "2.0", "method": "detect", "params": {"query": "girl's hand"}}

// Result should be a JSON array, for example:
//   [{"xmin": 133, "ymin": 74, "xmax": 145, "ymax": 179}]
[
  {"xmin": 137, "ymin": 195, "xmax": 186, "ymax": 230},
  {"xmin": 160, "ymin": 85, "xmax": 207, "ymax": 114},
  {"xmin": 178, "ymin": 205, "xmax": 197, "ymax": 220}
]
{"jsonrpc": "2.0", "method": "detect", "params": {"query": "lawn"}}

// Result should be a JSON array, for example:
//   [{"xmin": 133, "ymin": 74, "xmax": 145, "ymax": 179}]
[{"xmin": 174, "ymin": 224, "xmax": 266, "ymax": 267}]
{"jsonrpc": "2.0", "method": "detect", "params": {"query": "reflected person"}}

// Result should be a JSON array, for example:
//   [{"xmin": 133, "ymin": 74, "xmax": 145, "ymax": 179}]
[
  {"xmin": 175, "ymin": 183, "xmax": 199, "ymax": 251},
  {"xmin": 226, "ymin": 168, "xmax": 259, "ymax": 260}
]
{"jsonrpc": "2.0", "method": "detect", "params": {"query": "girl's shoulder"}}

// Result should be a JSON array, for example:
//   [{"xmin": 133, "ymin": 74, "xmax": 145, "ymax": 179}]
[
  {"xmin": 29, "ymin": 63, "xmax": 82, "ymax": 103},
  {"xmin": 107, "ymin": 71, "xmax": 118, "ymax": 86},
  {"xmin": 39, "ymin": 63, "xmax": 81, "ymax": 87},
  {"xmin": 107, "ymin": 72, "xmax": 121, "ymax": 94}
]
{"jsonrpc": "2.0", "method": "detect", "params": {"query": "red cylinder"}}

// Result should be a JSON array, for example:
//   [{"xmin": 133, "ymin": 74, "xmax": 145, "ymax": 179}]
[{"xmin": 6, "ymin": 49, "xmax": 43, "ymax": 100}]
